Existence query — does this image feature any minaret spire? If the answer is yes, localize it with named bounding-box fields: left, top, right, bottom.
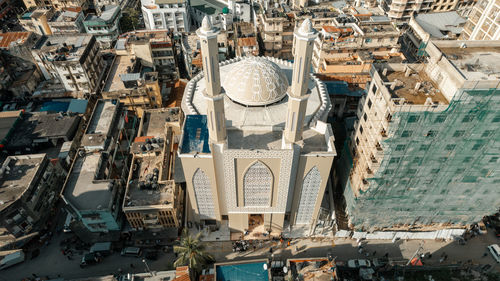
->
left=196, top=16, right=227, bottom=143
left=284, top=19, right=317, bottom=144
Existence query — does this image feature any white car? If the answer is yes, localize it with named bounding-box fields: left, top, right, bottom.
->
left=347, top=259, right=372, bottom=268
left=487, top=244, right=500, bottom=263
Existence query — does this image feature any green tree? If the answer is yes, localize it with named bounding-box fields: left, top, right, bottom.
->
left=120, top=8, right=140, bottom=33
left=173, top=229, right=214, bottom=273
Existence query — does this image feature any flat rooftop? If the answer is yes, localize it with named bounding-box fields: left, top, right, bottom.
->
left=289, top=258, right=335, bottom=281
left=0, top=32, right=32, bottom=49
left=382, top=70, right=449, bottom=105
left=84, top=5, right=119, bottom=22
left=103, top=55, right=135, bottom=92
left=190, top=0, right=225, bottom=15
left=0, top=111, right=22, bottom=142
left=140, top=108, right=180, bottom=137
left=180, top=115, right=210, bottom=154
left=439, top=47, right=500, bottom=81
left=124, top=155, right=175, bottom=208
left=64, top=153, right=112, bottom=210
left=0, top=154, right=45, bottom=212
left=86, top=100, right=117, bottom=136
left=32, top=34, right=92, bottom=61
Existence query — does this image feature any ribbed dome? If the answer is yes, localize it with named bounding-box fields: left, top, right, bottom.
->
left=223, top=57, right=289, bottom=106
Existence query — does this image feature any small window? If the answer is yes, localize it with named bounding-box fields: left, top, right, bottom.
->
left=395, top=144, right=406, bottom=151
left=389, top=157, right=400, bottom=164
left=445, top=144, right=456, bottom=151
left=426, top=130, right=437, bottom=137
left=401, top=130, right=412, bottom=137
left=407, top=169, right=417, bottom=175
left=372, top=84, right=378, bottom=94
left=482, top=130, right=495, bottom=137
left=453, top=130, right=465, bottom=137
left=359, top=125, right=364, bottom=134
left=363, top=113, right=367, bottom=121
left=462, top=176, right=477, bottom=183
left=413, top=157, right=423, bottom=164
left=419, top=144, right=430, bottom=151
left=462, top=114, right=474, bottom=123
left=490, top=156, right=499, bottom=163
left=463, top=156, right=473, bottom=163
left=472, top=143, right=483, bottom=150
left=456, top=168, right=465, bottom=173
left=434, top=115, right=446, bottom=123
left=408, top=115, right=419, bottom=123
left=367, top=99, right=372, bottom=108
left=431, top=168, right=440, bottom=174
left=492, top=115, right=500, bottom=122
left=356, top=137, right=360, bottom=145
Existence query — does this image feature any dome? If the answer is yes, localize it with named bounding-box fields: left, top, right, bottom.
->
left=223, top=57, right=289, bottom=106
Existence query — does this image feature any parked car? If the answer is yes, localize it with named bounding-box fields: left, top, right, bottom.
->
left=347, top=259, right=371, bottom=268
left=121, top=247, right=142, bottom=257
left=80, top=253, right=101, bottom=268
left=90, top=242, right=113, bottom=257
left=487, top=244, right=500, bottom=263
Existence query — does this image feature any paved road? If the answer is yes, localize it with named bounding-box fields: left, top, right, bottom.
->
left=2, top=230, right=499, bottom=280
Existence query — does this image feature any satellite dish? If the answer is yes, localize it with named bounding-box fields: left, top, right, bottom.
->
left=263, top=264, right=268, bottom=270
left=283, top=266, right=288, bottom=273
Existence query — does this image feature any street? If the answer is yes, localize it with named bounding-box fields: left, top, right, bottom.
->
left=2, top=228, right=499, bottom=280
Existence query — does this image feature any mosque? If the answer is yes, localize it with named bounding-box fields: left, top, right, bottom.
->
left=178, top=16, right=336, bottom=237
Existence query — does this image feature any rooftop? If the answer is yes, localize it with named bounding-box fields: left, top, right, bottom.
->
left=0, top=32, right=32, bottom=49
left=439, top=46, right=500, bottom=81
left=288, top=258, right=335, bottom=281
left=381, top=69, right=449, bottom=105
left=238, top=37, right=257, bottom=47
left=0, top=154, right=46, bottom=212
left=84, top=5, right=120, bottom=23
left=103, top=55, right=137, bottom=92
left=63, top=152, right=113, bottom=210
left=180, top=115, right=210, bottom=154
left=190, top=0, right=225, bottom=15
left=414, top=11, right=465, bottom=38
left=124, top=155, right=176, bottom=208
left=139, top=108, right=181, bottom=137
left=32, top=34, right=92, bottom=62
left=81, top=100, right=119, bottom=150
left=0, top=110, right=22, bottom=143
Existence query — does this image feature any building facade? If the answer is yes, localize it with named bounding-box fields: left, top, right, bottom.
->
left=382, top=0, right=476, bottom=20
left=20, top=8, right=84, bottom=36
left=460, top=0, right=499, bottom=40
left=141, top=0, right=190, bottom=33
left=83, top=5, right=122, bottom=49
left=179, top=17, right=336, bottom=237
left=341, top=40, right=500, bottom=230
left=31, top=35, right=106, bottom=95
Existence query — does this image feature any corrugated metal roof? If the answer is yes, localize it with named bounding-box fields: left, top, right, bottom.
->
left=0, top=32, right=31, bottom=49
left=120, top=73, right=141, bottom=81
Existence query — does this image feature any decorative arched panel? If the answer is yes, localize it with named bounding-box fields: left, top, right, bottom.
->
left=243, top=161, right=273, bottom=207
left=295, top=166, right=322, bottom=224
left=192, top=168, right=216, bottom=219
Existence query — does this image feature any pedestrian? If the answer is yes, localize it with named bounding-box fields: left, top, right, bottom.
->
left=373, top=251, right=377, bottom=256
left=32, top=274, right=38, bottom=278
left=384, top=252, right=389, bottom=258
left=269, top=247, right=273, bottom=254
left=130, top=263, right=134, bottom=268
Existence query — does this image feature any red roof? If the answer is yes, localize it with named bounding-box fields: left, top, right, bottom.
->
left=322, top=26, right=353, bottom=33
left=0, top=32, right=31, bottom=49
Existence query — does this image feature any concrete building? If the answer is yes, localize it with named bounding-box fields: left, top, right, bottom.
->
left=312, top=15, right=402, bottom=73
left=123, top=108, right=184, bottom=231
left=102, top=52, right=162, bottom=116
left=20, top=8, right=85, bottom=36
left=401, top=12, right=466, bottom=62
left=141, top=0, right=190, bottom=33
left=381, top=0, right=476, bottom=20
left=22, top=0, right=89, bottom=11
left=61, top=100, right=131, bottom=235
left=83, top=5, right=122, bottom=49
left=179, top=17, right=335, bottom=238
left=460, top=0, right=500, bottom=40
left=0, top=154, right=66, bottom=250
left=181, top=32, right=231, bottom=78
left=341, top=40, right=500, bottom=230
left=116, top=30, right=178, bottom=82
left=31, top=34, right=106, bottom=95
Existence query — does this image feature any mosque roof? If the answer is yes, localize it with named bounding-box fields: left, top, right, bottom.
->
left=223, top=57, right=289, bottom=106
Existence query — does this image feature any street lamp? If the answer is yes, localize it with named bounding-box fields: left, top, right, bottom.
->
left=142, top=259, right=153, bottom=277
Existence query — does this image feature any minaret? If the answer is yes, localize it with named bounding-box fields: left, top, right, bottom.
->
left=284, top=19, right=317, bottom=144
left=196, top=16, right=227, bottom=143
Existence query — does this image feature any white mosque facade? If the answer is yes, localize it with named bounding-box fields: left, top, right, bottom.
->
left=178, top=17, right=336, bottom=237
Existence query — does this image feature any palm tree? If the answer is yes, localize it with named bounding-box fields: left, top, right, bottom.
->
left=174, top=229, right=214, bottom=273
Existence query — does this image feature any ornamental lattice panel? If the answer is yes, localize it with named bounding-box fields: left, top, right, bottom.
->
left=192, top=168, right=216, bottom=219
left=243, top=161, right=273, bottom=207
left=296, top=166, right=321, bottom=224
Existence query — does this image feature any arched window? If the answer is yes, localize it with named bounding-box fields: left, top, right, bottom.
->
left=192, top=168, right=216, bottom=219
left=243, top=161, right=273, bottom=207
left=296, top=166, right=321, bottom=224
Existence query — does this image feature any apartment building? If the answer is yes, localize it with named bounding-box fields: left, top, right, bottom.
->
left=341, top=40, right=500, bottom=230
left=141, top=0, right=189, bottom=33
left=61, top=100, right=133, bottom=235
left=22, top=0, right=88, bottom=11
left=460, top=0, right=499, bottom=40
left=257, top=4, right=295, bottom=59
left=116, top=30, right=178, bottom=82
left=382, top=0, right=476, bottom=20
left=123, top=108, right=184, bottom=231
left=431, top=0, right=477, bottom=16
left=312, top=16, right=401, bottom=73
left=83, top=5, right=122, bottom=48
left=0, top=154, right=66, bottom=250
left=31, top=34, right=106, bottom=95
left=20, top=8, right=84, bottom=36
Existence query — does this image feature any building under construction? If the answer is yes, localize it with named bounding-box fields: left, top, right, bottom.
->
left=340, top=40, right=500, bottom=231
